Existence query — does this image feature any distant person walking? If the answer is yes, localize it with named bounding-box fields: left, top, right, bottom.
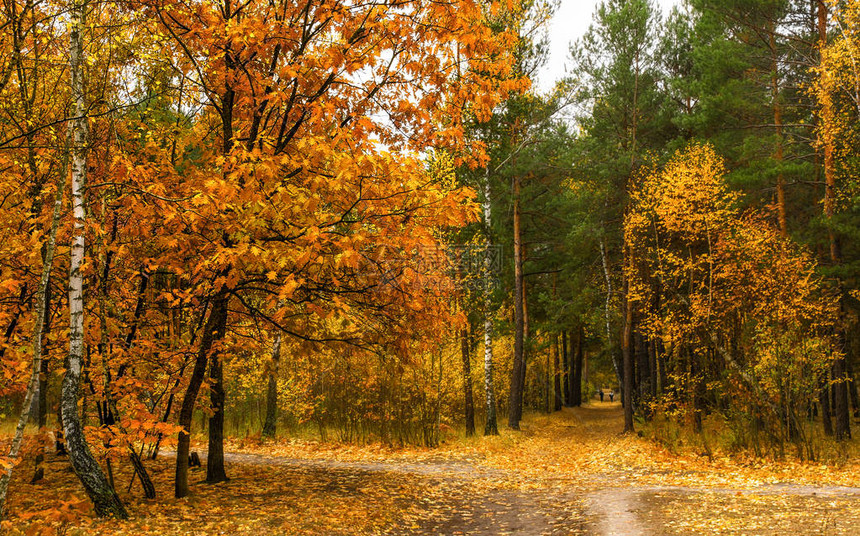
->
left=599, top=389, right=604, bottom=402
left=608, top=390, right=615, bottom=403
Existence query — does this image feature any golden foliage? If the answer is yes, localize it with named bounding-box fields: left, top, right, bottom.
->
left=626, top=144, right=837, bottom=444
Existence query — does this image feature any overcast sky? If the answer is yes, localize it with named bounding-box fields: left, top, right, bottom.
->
left=537, top=0, right=683, bottom=92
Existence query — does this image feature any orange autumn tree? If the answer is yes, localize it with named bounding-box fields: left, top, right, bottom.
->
left=1, top=0, right=520, bottom=517
left=0, top=0, right=70, bottom=402
left=222, top=153, right=479, bottom=446
left=0, top=0, right=518, bottom=516
left=0, top=0, right=85, bottom=520
left=625, top=144, right=836, bottom=455
left=107, top=0, right=523, bottom=498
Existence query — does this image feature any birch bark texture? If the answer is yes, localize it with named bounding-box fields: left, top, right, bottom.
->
left=482, top=173, right=498, bottom=436
left=61, top=0, right=128, bottom=518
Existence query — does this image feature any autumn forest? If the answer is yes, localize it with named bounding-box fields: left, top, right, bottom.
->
left=2, top=0, right=860, bottom=534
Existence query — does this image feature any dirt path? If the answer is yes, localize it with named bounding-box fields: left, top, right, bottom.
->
left=566, top=405, right=860, bottom=535
left=585, top=488, right=646, bottom=536
left=182, top=404, right=860, bottom=535
left=176, top=450, right=586, bottom=535
left=9, top=406, right=860, bottom=535
left=215, top=450, right=502, bottom=479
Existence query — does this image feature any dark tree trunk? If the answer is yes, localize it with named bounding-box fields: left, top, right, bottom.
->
left=633, top=333, right=641, bottom=405
left=583, top=342, right=589, bottom=401
left=657, top=339, right=668, bottom=397
left=562, top=330, right=570, bottom=407
left=128, top=447, right=156, bottom=499
left=566, top=329, right=574, bottom=405
left=198, top=2, right=237, bottom=485
left=650, top=285, right=661, bottom=402
left=0, top=283, right=28, bottom=360
left=820, top=371, right=833, bottom=436
left=31, top=279, right=52, bottom=484
left=262, top=333, right=282, bottom=438
left=573, top=326, right=584, bottom=407
left=519, top=280, right=529, bottom=409
left=508, top=178, right=525, bottom=430
left=35, top=352, right=49, bottom=427
left=847, top=357, right=859, bottom=418
left=692, top=351, right=704, bottom=434
left=643, top=340, right=656, bottom=420
left=622, top=281, right=635, bottom=433
left=544, top=342, right=550, bottom=413
left=175, top=292, right=228, bottom=498
left=770, top=26, right=788, bottom=238
left=817, top=0, right=850, bottom=442
left=649, top=338, right=658, bottom=400
left=553, top=333, right=562, bottom=411
left=460, top=328, right=476, bottom=436
left=834, top=356, right=852, bottom=440
left=55, top=405, right=66, bottom=455
left=636, top=331, right=650, bottom=415
left=206, top=302, right=230, bottom=484
left=152, top=298, right=208, bottom=461
left=30, top=279, right=51, bottom=427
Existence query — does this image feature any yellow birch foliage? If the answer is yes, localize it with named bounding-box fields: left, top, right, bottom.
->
left=626, top=144, right=836, bottom=438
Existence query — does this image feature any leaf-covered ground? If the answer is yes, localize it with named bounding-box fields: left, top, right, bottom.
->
left=3, top=403, right=860, bottom=535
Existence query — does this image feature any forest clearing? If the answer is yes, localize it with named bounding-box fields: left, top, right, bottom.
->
left=5, top=403, right=860, bottom=535
left=4, top=0, right=860, bottom=533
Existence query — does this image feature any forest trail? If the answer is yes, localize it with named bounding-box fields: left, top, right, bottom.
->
left=192, top=404, right=860, bottom=535
left=7, top=405, right=860, bottom=535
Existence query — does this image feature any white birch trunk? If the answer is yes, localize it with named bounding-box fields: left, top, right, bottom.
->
left=482, top=173, right=498, bottom=435
left=600, top=239, right=622, bottom=387
left=60, top=1, right=127, bottom=517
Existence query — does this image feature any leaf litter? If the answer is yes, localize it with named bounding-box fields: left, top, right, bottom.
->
left=3, top=404, right=860, bottom=535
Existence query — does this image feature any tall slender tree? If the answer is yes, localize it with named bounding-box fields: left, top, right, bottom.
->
left=571, top=0, right=667, bottom=429
left=61, top=0, right=128, bottom=517
left=262, top=334, right=282, bottom=439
